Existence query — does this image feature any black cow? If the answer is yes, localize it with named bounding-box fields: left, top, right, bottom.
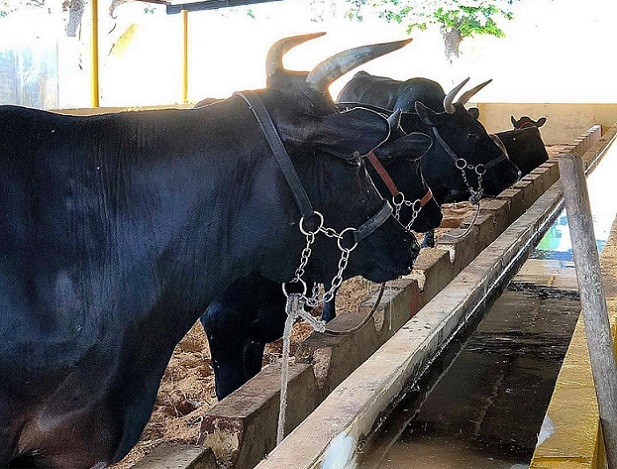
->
left=201, top=114, right=443, bottom=400
left=495, top=116, right=549, bottom=177
left=0, top=34, right=417, bottom=468
left=338, top=72, right=521, bottom=204
left=337, top=72, right=521, bottom=248
left=198, top=40, right=443, bottom=401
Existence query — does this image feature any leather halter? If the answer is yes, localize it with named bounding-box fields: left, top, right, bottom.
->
left=431, top=127, right=508, bottom=171
left=366, top=151, right=433, bottom=208
left=234, top=92, right=393, bottom=245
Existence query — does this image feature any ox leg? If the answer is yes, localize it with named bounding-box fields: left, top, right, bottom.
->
left=421, top=230, right=435, bottom=248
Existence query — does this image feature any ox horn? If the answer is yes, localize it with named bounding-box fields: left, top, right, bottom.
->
left=306, top=38, right=413, bottom=93
left=387, top=109, right=402, bottom=132
left=443, top=77, right=470, bottom=114
left=457, top=79, right=493, bottom=106
left=265, top=32, right=326, bottom=78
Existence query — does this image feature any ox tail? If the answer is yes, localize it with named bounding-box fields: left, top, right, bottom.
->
left=9, top=450, right=56, bottom=468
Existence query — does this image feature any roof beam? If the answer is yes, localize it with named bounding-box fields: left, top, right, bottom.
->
left=165, top=0, right=283, bottom=14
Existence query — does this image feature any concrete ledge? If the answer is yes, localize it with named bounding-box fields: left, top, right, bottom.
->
left=131, top=444, right=218, bottom=469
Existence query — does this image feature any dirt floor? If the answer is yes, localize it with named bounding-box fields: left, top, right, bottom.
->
left=112, top=146, right=567, bottom=468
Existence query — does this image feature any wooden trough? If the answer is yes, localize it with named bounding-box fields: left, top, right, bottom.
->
left=134, top=124, right=605, bottom=469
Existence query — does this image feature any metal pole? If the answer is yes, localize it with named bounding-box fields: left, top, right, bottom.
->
left=560, top=152, right=617, bottom=468
left=91, top=0, right=100, bottom=108
left=182, top=9, right=189, bottom=104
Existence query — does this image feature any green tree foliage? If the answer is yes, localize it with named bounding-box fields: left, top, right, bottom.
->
left=0, top=0, right=44, bottom=17
left=346, top=0, right=517, bottom=62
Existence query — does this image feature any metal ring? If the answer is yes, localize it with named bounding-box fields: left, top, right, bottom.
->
left=412, top=199, right=422, bottom=212
left=392, top=192, right=405, bottom=207
left=338, top=227, right=359, bottom=252
left=299, top=211, right=324, bottom=235
left=455, top=158, right=468, bottom=170
left=475, top=164, right=486, bottom=176
left=282, top=278, right=307, bottom=297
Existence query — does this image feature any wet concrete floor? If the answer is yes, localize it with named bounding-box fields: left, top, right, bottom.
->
left=357, top=286, right=581, bottom=469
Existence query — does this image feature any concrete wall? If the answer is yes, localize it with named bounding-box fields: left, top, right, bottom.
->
left=477, top=103, right=617, bottom=145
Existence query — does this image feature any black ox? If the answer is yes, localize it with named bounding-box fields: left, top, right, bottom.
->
left=197, top=36, right=443, bottom=400
left=337, top=71, right=521, bottom=247
left=0, top=34, right=418, bottom=468
left=493, top=115, right=549, bottom=177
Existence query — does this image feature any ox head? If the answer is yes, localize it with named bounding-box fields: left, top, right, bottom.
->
left=354, top=108, right=443, bottom=233
left=511, top=115, right=547, bottom=129
left=373, top=129, right=443, bottom=233
left=250, top=34, right=418, bottom=284
left=407, top=78, right=520, bottom=202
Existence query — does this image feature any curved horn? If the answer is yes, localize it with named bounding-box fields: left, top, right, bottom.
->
left=265, top=32, right=326, bottom=78
left=443, top=77, right=470, bottom=114
left=306, top=38, right=413, bottom=92
left=387, top=109, right=402, bottom=132
left=457, top=79, right=493, bottom=106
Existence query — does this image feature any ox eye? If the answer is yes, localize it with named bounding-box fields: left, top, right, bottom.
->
left=466, top=132, right=478, bottom=140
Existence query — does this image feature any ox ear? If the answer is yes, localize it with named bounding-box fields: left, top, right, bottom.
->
left=510, top=115, right=518, bottom=128
left=536, top=117, right=547, bottom=128
left=373, top=132, right=433, bottom=162
left=414, top=101, right=439, bottom=126
left=467, top=107, right=480, bottom=119
left=313, top=107, right=390, bottom=160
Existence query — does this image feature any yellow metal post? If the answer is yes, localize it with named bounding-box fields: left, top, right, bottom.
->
left=91, top=0, right=100, bottom=108
left=182, top=9, right=189, bottom=104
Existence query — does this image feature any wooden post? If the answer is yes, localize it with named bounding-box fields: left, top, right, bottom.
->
left=559, top=152, right=617, bottom=468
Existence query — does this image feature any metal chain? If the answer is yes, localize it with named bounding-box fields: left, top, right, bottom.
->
left=392, top=193, right=423, bottom=233
left=456, top=158, right=486, bottom=205
left=283, top=211, right=357, bottom=310
left=323, top=248, right=351, bottom=303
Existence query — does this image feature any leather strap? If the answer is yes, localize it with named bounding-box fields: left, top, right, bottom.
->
left=234, top=92, right=315, bottom=220
left=353, top=200, right=393, bottom=243
left=236, top=91, right=393, bottom=244
left=420, top=188, right=433, bottom=207
left=366, top=151, right=400, bottom=197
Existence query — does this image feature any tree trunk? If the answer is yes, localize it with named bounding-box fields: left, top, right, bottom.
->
left=65, top=0, right=84, bottom=38
left=440, top=26, right=463, bottom=64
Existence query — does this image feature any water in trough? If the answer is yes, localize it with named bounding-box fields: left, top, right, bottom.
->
left=356, top=140, right=617, bottom=469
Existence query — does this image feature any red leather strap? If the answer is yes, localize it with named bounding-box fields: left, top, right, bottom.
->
left=420, top=188, right=433, bottom=207
left=367, top=151, right=400, bottom=197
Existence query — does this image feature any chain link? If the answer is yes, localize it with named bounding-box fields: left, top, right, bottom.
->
left=393, top=193, right=424, bottom=232
left=323, top=248, right=351, bottom=303
left=456, top=158, right=484, bottom=205
left=283, top=211, right=356, bottom=311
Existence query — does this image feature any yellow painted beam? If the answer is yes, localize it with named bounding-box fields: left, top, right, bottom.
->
left=91, top=0, right=100, bottom=108
left=182, top=9, right=189, bottom=104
